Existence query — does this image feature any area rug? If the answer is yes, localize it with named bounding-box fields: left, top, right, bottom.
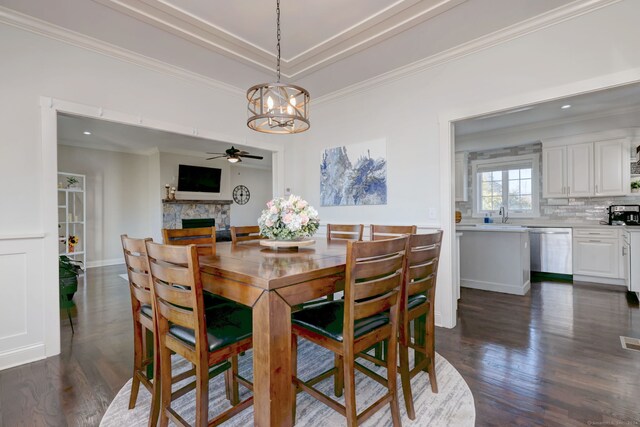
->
left=101, top=340, right=474, bottom=426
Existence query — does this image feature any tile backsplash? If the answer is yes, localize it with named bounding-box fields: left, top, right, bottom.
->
left=455, top=142, right=640, bottom=224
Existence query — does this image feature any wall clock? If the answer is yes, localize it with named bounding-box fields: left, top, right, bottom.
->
left=233, top=185, right=250, bottom=205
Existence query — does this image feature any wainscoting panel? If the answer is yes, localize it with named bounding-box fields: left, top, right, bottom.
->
left=0, top=236, right=46, bottom=370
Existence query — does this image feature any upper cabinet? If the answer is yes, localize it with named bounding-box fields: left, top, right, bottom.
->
left=542, top=134, right=630, bottom=198
left=455, top=152, right=468, bottom=202
left=594, top=139, right=630, bottom=196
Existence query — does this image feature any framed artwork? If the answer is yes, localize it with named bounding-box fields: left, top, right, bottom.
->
left=320, top=139, right=387, bottom=206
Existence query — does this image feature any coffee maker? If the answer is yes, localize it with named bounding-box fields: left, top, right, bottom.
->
left=608, top=205, right=640, bottom=225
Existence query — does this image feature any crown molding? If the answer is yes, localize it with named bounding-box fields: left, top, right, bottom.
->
left=94, top=0, right=466, bottom=79
left=314, top=0, right=623, bottom=105
left=0, top=5, right=244, bottom=95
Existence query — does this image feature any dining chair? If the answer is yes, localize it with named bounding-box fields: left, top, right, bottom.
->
left=291, top=236, right=408, bottom=427
left=370, top=224, right=417, bottom=241
left=162, top=226, right=216, bottom=256
left=230, top=225, right=265, bottom=244
left=146, top=242, right=253, bottom=427
left=326, top=224, right=364, bottom=241
left=121, top=235, right=161, bottom=426
left=398, top=231, right=443, bottom=420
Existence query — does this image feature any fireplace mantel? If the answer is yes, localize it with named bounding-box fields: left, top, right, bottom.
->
left=162, top=199, right=233, bottom=205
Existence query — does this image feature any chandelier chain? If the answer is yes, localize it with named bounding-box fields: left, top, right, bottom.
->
left=276, top=0, right=281, bottom=82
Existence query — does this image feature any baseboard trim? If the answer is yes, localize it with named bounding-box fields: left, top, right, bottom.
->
left=461, top=278, right=530, bottom=296
left=0, top=343, right=45, bottom=371
left=573, top=275, right=626, bottom=286
left=85, top=258, right=124, bottom=269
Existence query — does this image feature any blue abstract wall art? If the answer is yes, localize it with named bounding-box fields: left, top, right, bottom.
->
left=320, top=140, right=387, bottom=206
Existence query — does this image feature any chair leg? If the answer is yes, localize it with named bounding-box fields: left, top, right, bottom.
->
left=386, top=328, right=401, bottom=427
left=291, top=335, right=298, bottom=423
left=158, top=343, right=172, bottom=427
left=426, top=313, right=438, bottom=393
left=343, top=353, right=357, bottom=427
left=334, top=354, right=344, bottom=397
left=230, top=355, right=240, bottom=405
left=149, top=334, right=161, bottom=427
left=398, top=343, right=415, bottom=420
left=129, top=321, right=143, bottom=410
left=414, top=315, right=426, bottom=371
left=195, top=356, right=209, bottom=427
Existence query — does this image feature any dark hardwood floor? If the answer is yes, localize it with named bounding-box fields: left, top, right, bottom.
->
left=0, top=266, right=638, bottom=426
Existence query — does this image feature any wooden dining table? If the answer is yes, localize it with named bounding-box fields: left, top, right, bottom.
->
left=198, top=238, right=348, bottom=427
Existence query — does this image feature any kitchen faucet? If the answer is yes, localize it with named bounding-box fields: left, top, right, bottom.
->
left=499, top=206, right=509, bottom=223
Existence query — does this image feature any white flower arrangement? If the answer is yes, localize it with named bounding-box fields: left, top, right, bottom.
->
left=258, top=195, right=320, bottom=240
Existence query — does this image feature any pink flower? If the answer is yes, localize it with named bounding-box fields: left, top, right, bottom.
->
left=300, top=214, right=309, bottom=225
left=283, top=213, right=293, bottom=224
left=270, top=206, right=278, bottom=214
left=267, top=201, right=273, bottom=208
left=297, top=200, right=308, bottom=209
left=265, top=219, right=274, bottom=227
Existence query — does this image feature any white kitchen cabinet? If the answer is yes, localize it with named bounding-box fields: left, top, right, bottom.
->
left=455, top=152, right=468, bottom=202
left=594, top=138, right=630, bottom=196
left=542, top=146, right=566, bottom=198
left=567, top=143, right=593, bottom=197
left=542, top=137, right=630, bottom=198
left=573, top=228, right=621, bottom=281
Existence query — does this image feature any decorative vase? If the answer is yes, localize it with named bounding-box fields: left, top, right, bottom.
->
left=260, top=237, right=315, bottom=251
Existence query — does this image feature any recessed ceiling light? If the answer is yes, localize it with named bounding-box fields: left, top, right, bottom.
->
left=83, top=131, right=91, bottom=135
left=561, top=104, right=571, bottom=109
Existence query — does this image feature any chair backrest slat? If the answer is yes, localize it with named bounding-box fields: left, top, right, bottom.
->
left=231, top=225, right=264, bottom=244
left=354, top=292, right=397, bottom=320
left=370, top=224, right=417, bottom=241
left=162, top=227, right=216, bottom=256
left=344, top=236, right=408, bottom=325
left=353, top=272, right=402, bottom=301
left=353, top=254, right=404, bottom=282
left=402, top=231, right=443, bottom=303
left=156, top=298, right=197, bottom=329
left=146, top=241, right=207, bottom=350
left=327, top=224, right=364, bottom=241
left=121, top=235, right=153, bottom=315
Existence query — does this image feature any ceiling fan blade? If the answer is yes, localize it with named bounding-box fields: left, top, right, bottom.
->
left=238, top=154, right=264, bottom=160
left=206, top=152, right=225, bottom=155
left=206, top=155, right=226, bottom=160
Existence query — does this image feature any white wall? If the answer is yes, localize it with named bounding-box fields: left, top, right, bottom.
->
left=229, top=166, right=273, bottom=226
left=57, top=144, right=151, bottom=266
left=0, top=20, right=282, bottom=369
left=159, top=152, right=232, bottom=201
left=283, top=0, right=640, bottom=328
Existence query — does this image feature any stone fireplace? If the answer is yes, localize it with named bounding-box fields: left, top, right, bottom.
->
left=162, top=199, right=232, bottom=230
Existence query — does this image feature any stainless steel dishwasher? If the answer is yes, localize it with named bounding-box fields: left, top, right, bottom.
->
left=529, top=227, right=573, bottom=275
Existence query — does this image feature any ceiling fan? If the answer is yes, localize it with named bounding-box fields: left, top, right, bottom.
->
left=206, top=146, right=264, bottom=163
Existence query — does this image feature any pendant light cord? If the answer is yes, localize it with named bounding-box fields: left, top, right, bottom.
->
left=276, top=0, right=281, bottom=82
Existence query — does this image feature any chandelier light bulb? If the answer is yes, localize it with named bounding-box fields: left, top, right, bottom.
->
left=289, top=95, right=296, bottom=107
left=267, top=96, right=274, bottom=111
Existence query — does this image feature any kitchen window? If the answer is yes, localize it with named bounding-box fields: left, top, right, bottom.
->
left=471, top=154, right=540, bottom=218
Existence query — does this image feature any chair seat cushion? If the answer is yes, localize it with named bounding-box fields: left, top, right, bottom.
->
left=169, top=304, right=252, bottom=352
left=408, top=294, right=427, bottom=310
left=292, top=301, right=389, bottom=342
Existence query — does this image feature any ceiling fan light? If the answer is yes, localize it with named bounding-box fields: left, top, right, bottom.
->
left=227, top=156, right=241, bottom=163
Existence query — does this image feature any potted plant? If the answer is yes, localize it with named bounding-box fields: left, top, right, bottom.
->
left=631, top=181, right=640, bottom=193
left=66, top=176, right=80, bottom=189
left=59, top=255, right=82, bottom=302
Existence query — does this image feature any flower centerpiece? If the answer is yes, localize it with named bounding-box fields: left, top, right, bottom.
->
left=258, top=195, right=320, bottom=241
left=68, top=235, right=79, bottom=253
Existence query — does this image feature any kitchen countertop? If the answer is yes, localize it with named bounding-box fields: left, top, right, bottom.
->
left=457, top=222, right=617, bottom=230
left=456, top=225, right=529, bottom=233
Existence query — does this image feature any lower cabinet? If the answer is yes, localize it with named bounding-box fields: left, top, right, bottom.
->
left=573, top=228, right=621, bottom=280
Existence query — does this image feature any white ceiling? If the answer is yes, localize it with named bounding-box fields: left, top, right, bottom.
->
left=455, top=81, right=640, bottom=137
left=57, top=114, right=273, bottom=168
left=0, top=0, right=575, bottom=96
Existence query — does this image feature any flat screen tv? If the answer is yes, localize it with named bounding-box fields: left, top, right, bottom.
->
left=177, top=164, right=222, bottom=193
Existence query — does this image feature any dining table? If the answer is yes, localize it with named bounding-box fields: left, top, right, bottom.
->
left=198, top=238, right=348, bottom=427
